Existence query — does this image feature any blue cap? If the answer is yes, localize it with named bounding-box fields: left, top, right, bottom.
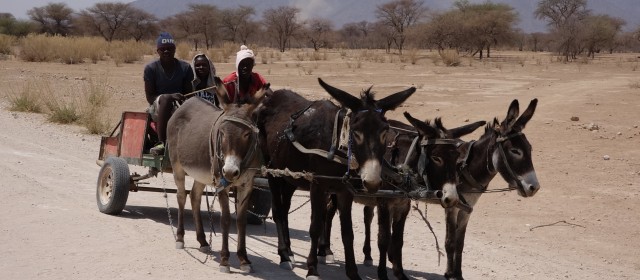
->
left=156, top=32, right=175, bottom=48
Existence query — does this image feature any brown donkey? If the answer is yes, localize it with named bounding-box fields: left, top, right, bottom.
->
left=256, top=78, right=415, bottom=280
left=444, top=99, right=540, bottom=280
left=166, top=77, right=269, bottom=273
left=321, top=116, right=486, bottom=280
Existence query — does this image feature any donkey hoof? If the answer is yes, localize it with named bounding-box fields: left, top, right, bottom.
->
left=306, top=275, right=321, bottom=280
left=198, top=246, right=211, bottom=253
left=279, top=261, right=294, bottom=270
left=219, top=265, right=231, bottom=273
left=319, top=254, right=334, bottom=264
left=175, top=241, right=184, bottom=249
left=363, top=259, right=373, bottom=267
left=240, top=264, right=253, bottom=273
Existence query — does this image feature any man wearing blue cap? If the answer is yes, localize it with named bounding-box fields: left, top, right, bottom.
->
left=144, top=32, right=194, bottom=155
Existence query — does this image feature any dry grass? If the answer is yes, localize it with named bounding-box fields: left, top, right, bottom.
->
left=108, top=40, right=148, bottom=66
left=18, top=35, right=110, bottom=64
left=0, top=34, right=15, bottom=55
left=629, top=81, right=640, bottom=89
left=7, top=82, right=43, bottom=113
left=439, top=49, right=461, bottom=67
left=7, top=72, right=112, bottom=133
left=175, top=42, right=191, bottom=61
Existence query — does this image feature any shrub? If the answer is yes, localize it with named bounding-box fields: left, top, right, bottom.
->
left=19, top=34, right=57, bottom=62
left=439, top=49, right=461, bottom=67
left=0, top=34, right=15, bottom=55
left=108, top=40, right=146, bottom=66
left=7, top=82, right=42, bottom=113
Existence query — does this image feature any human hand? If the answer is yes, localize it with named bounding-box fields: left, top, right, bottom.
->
left=170, top=93, right=185, bottom=102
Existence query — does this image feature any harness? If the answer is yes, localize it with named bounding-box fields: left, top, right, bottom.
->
left=458, top=131, right=525, bottom=193
left=209, top=113, right=260, bottom=188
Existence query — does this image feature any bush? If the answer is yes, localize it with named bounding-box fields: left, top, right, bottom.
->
left=109, top=40, right=146, bottom=66
left=0, top=34, right=15, bottom=55
left=439, top=49, right=461, bottom=67
left=19, top=34, right=57, bottom=62
left=7, top=82, right=42, bottom=113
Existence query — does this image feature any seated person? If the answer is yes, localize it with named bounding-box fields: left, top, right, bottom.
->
left=144, top=32, right=194, bottom=155
left=222, top=45, right=267, bottom=104
left=191, top=53, right=219, bottom=107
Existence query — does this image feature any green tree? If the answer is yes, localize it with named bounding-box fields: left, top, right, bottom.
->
left=581, top=15, right=624, bottom=57
left=27, top=2, right=74, bottom=35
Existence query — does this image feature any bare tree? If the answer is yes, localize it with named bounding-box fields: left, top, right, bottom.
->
left=219, top=6, right=255, bottom=43
left=375, top=0, right=427, bottom=54
left=422, top=10, right=464, bottom=52
left=188, top=4, right=220, bottom=49
left=77, top=3, right=140, bottom=42
left=535, top=0, right=590, bottom=60
left=303, top=18, right=334, bottom=51
left=161, top=12, right=198, bottom=48
left=27, top=2, right=74, bottom=35
left=263, top=6, right=301, bottom=52
left=126, top=9, right=158, bottom=42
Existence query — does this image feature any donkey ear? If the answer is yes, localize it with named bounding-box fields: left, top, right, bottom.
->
left=404, top=112, right=438, bottom=139
left=513, top=98, right=537, bottom=130
left=501, top=99, right=520, bottom=131
left=448, top=120, right=486, bottom=139
left=213, top=76, right=231, bottom=109
left=246, top=83, right=271, bottom=113
left=376, top=87, right=416, bottom=112
left=318, top=78, right=361, bottom=110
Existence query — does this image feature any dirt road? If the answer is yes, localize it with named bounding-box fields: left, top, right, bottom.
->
left=1, top=52, right=639, bottom=279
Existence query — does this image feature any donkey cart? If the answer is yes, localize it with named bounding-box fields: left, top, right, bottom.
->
left=94, top=111, right=271, bottom=225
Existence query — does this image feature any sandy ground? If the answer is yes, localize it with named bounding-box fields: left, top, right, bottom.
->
left=0, top=50, right=639, bottom=280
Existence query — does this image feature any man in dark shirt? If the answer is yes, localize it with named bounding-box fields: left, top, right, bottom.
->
left=143, top=32, right=193, bottom=155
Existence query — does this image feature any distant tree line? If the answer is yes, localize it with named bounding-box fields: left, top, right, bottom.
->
left=1, top=0, right=639, bottom=59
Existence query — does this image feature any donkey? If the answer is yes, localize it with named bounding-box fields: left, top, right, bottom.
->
left=321, top=115, right=486, bottom=280
left=444, top=99, right=540, bottom=280
left=256, top=78, right=414, bottom=280
left=166, top=77, right=269, bottom=273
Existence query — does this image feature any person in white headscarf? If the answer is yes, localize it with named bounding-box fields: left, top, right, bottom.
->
left=190, top=53, right=219, bottom=107
left=222, top=45, right=267, bottom=104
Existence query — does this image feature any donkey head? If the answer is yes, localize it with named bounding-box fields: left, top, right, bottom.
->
left=404, top=113, right=485, bottom=208
left=214, top=76, right=271, bottom=182
left=490, top=98, right=540, bottom=197
left=319, top=78, right=415, bottom=193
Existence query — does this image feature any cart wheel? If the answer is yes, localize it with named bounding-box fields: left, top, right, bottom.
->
left=96, top=157, right=131, bottom=215
left=247, top=186, right=272, bottom=225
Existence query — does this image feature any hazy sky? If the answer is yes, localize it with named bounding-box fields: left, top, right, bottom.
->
left=0, top=0, right=132, bottom=19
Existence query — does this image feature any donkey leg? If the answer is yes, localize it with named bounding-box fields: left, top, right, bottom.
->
left=336, top=192, right=361, bottom=280
left=269, top=177, right=295, bottom=269
left=453, top=210, right=472, bottom=280
left=318, top=194, right=338, bottom=264
left=218, top=189, right=232, bottom=273
left=444, top=208, right=460, bottom=279
left=189, top=181, right=210, bottom=252
left=389, top=199, right=410, bottom=280
left=362, top=204, right=375, bottom=267
left=305, top=186, right=329, bottom=280
left=376, top=201, right=392, bottom=280
left=172, top=165, right=187, bottom=249
left=235, top=184, right=254, bottom=273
